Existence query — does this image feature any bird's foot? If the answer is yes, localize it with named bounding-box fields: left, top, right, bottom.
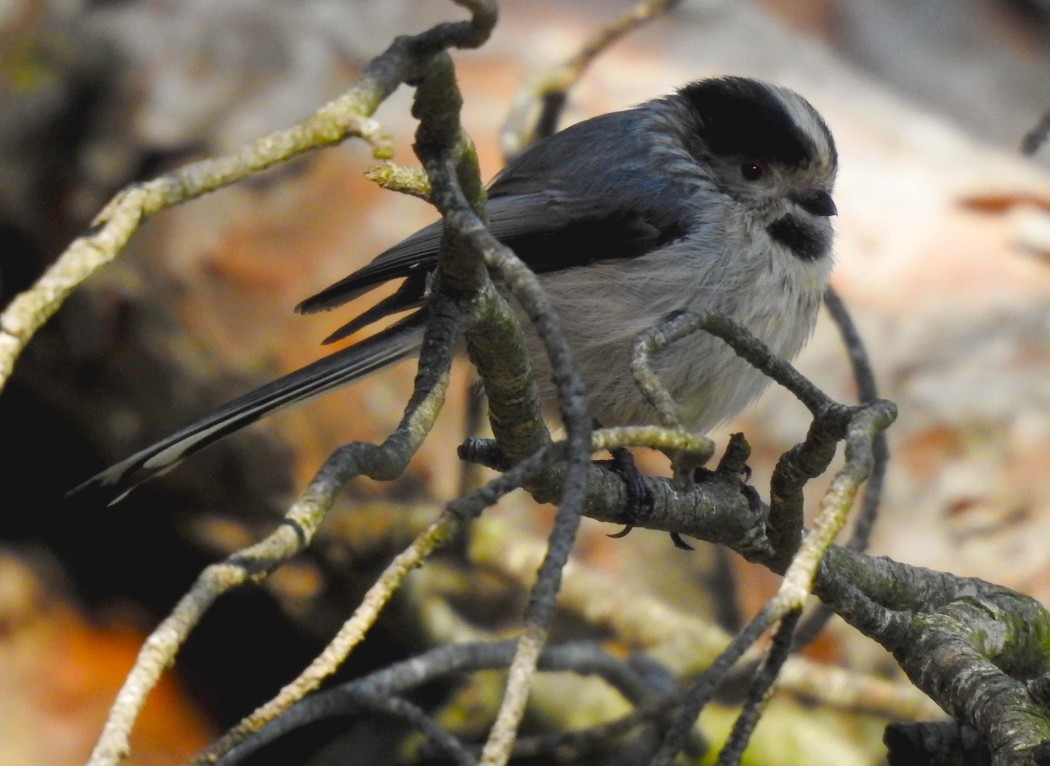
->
left=602, top=447, right=654, bottom=540
left=602, top=448, right=696, bottom=550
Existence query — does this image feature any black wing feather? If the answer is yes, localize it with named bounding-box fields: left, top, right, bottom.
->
left=296, top=223, right=444, bottom=314
left=320, top=276, right=427, bottom=344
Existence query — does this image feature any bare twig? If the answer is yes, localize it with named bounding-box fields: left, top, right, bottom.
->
left=781, top=286, right=888, bottom=651
left=0, top=84, right=388, bottom=394
left=822, top=285, right=886, bottom=553
left=82, top=3, right=505, bottom=763
left=190, top=511, right=462, bottom=765
left=469, top=516, right=939, bottom=722
left=89, top=311, right=455, bottom=766
left=0, top=0, right=497, bottom=394
left=475, top=237, right=592, bottom=765
left=216, top=640, right=666, bottom=765
left=379, top=11, right=595, bottom=761
left=281, top=688, right=478, bottom=766
left=364, top=161, right=433, bottom=200
left=500, top=0, right=689, bottom=158
left=653, top=398, right=894, bottom=763
left=381, top=23, right=591, bottom=765
left=716, top=609, right=802, bottom=766
left=631, top=310, right=835, bottom=420
left=650, top=603, right=781, bottom=765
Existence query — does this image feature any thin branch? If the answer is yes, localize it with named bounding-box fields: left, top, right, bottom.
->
left=716, top=609, right=802, bottom=766
left=217, top=640, right=663, bottom=765
left=620, top=308, right=858, bottom=566
left=594, top=306, right=898, bottom=763
left=780, top=401, right=896, bottom=599
left=630, top=310, right=836, bottom=421
left=294, top=689, right=478, bottom=766
left=782, top=287, right=889, bottom=651
left=631, top=312, right=692, bottom=430
left=822, top=285, right=886, bottom=553
left=81, top=5, right=510, bottom=761
left=190, top=512, right=462, bottom=765
left=87, top=305, right=457, bottom=766
left=650, top=604, right=781, bottom=766
left=706, top=399, right=895, bottom=761
left=469, top=517, right=940, bottom=722
left=500, top=0, right=689, bottom=158
left=0, top=0, right=497, bottom=394
left=209, top=447, right=575, bottom=763
left=388, top=18, right=597, bottom=761
left=503, top=703, right=671, bottom=761
left=424, top=136, right=596, bottom=766
left=364, top=161, right=432, bottom=200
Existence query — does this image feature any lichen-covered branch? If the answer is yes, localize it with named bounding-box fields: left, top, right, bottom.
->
left=469, top=516, right=938, bottom=720
left=0, top=0, right=496, bottom=393
left=88, top=294, right=458, bottom=766
left=80, top=4, right=509, bottom=765
left=388, top=20, right=594, bottom=766
left=188, top=508, right=462, bottom=765
left=816, top=548, right=1050, bottom=765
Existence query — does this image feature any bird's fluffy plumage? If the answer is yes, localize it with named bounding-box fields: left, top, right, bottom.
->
left=70, top=76, right=838, bottom=504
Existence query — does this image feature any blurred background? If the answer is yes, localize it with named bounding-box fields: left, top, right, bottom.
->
left=3, top=0, right=1050, bottom=763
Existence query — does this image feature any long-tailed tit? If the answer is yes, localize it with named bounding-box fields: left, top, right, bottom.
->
left=71, top=76, right=838, bottom=503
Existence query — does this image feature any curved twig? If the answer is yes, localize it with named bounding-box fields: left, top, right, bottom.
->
left=499, top=0, right=689, bottom=158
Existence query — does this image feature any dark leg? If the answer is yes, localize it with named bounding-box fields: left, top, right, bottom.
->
left=602, top=446, right=697, bottom=549
left=602, top=446, right=654, bottom=540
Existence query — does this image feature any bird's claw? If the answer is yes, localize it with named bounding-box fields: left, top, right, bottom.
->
left=601, top=447, right=655, bottom=539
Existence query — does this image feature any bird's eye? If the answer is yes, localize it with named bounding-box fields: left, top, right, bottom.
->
left=741, top=160, right=767, bottom=181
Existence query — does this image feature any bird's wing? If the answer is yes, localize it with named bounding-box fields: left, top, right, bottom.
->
left=296, top=182, right=689, bottom=344
left=297, top=107, right=695, bottom=323
left=68, top=313, right=426, bottom=505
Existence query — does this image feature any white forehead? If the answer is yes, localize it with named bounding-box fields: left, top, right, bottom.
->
left=772, top=86, right=836, bottom=169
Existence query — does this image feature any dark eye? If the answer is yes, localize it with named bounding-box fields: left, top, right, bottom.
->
left=741, top=160, right=767, bottom=181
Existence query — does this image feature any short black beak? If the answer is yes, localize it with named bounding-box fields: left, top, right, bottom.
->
left=792, top=189, right=837, bottom=217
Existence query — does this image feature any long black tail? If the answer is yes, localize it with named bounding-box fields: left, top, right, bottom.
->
left=69, top=314, right=426, bottom=505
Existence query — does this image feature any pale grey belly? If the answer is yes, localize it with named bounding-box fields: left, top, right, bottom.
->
left=521, top=252, right=824, bottom=433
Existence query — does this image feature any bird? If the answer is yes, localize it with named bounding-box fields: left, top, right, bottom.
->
left=69, top=76, right=838, bottom=505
